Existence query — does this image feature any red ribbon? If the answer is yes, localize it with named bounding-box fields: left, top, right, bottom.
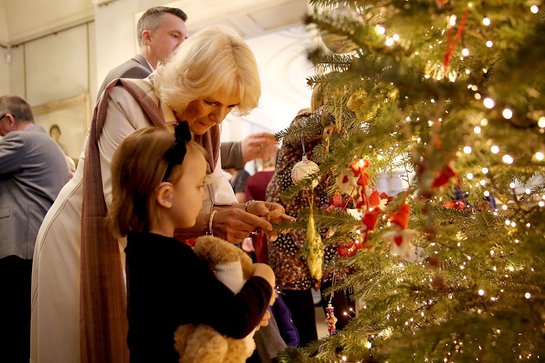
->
left=444, top=9, right=469, bottom=69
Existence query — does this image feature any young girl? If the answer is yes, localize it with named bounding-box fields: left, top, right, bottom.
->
left=109, top=123, right=275, bottom=363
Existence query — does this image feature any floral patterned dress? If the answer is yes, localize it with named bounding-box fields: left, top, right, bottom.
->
left=265, top=110, right=337, bottom=291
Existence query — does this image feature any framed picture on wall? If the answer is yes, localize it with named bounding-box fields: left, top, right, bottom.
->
left=32, top=93, right=91, bottom=161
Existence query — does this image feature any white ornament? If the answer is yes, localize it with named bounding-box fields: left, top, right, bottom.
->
left=291, top=156, right=320, bottom=188
left=336, top=168, right=360, bottom=196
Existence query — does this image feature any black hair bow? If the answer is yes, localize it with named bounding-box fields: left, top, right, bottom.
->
left=162, top=121, right=192, bottom=181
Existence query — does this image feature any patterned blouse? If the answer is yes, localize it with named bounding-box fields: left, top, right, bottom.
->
left=265, top=110, right=337, bottom=291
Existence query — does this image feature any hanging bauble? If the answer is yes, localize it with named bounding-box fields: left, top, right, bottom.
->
left=320, top=6, right=359, bottom=54
left=291, top=156, right=320, bottom=188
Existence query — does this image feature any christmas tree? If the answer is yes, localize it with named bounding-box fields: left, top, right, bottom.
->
left=276, top=1, right=545, bottom=362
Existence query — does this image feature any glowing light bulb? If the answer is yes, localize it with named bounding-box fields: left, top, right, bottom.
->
left=484, top=191, right=490, bottom=197
left=509, top=182, right=516, bottom=189
left=482, top=17, right=491, bottom=26
left=480, top=118, right=488, bottom=126
left=466, top=173, right=474, bottom=180
left=385, top=37, right=395, bottom=46
left=461, top=48, right=470, bottom=57
left=375, top=25, right=385, bottom=35
left=449, top=15, right=457, bottom=27
left=483, top=97, right=495, bottom=109
left=482, top=167, right=489, bottom=174
left=486, top=40, right=493, bottom=47
left=531, top=5, right=539, bottom=14
left=538, top=117, right=545, bottom=128
left=393, top=33, right=400, bottom=41
left=478, top=289, right=485, bottom=296
left=502, top=108, right=513, bottom=119
left=463, top=146, right=472, bottom=154
left=525, top=292, right=531, bottom=299
left=474, top=126, right=482, bottom=134
left=502, top=154, right=514, bottom=164
left=491, top=145, right=499, bottom=154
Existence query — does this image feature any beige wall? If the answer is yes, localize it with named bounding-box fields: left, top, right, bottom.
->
left=2, top=0, right=93, bottom=45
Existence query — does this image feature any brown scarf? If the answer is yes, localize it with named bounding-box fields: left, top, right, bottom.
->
left=80, top=78, right=220, bottom=363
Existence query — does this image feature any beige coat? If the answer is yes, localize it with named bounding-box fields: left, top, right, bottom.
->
left=30, top=79, right=236, bottom=363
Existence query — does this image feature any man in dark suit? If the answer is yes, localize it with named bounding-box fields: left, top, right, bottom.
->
left=98, top=6, right=278, bottom=170
left=0, top=95, right=69, bottom=363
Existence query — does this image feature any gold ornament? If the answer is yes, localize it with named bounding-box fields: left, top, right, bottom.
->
left=306, top=209, right=324, bottom=280
left=321, top=6, right=359, bottom=54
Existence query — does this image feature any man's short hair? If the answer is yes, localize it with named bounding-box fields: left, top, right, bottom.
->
left=0, top=95, right=34, bottom=122
left=136, top=7, right=188, bottom=46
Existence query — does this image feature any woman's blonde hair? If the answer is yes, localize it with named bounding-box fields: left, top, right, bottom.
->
left=154, top=25, right=261, bottom=116
left=108, top=127, right=204, bottom=237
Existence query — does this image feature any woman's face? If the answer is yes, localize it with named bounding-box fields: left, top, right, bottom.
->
left=178, top=90, right=240, bottom=135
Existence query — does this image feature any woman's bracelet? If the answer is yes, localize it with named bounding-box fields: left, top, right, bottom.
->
left=206, top=209, right=217, bottom=236
left=244, top=199, right=255, bottom=212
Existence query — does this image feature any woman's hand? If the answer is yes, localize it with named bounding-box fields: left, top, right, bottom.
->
left=246, top=201, right=295, bottom=225
left=212, top=207, right=274, bottom=243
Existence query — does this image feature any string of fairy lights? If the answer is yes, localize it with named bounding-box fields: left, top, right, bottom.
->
left=314, top=2, right=544, bottom=362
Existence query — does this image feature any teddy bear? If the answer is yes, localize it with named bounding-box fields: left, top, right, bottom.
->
left=173, top=235, right=259, bottom=363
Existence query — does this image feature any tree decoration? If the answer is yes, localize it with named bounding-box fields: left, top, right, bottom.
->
left=291, top=155, right=320, bottom=189
left=306, top=207, right=324, bottom=280
left=320, top=6, right=359, bottom=54
left=325, top=303, right=338, bottom=335
left=383, top=203, right=418, bottom=260
left=431, top=163, right=457, bottom=188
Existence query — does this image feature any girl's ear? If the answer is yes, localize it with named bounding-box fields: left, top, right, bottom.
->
left=156, top=182, right=174, bottom=208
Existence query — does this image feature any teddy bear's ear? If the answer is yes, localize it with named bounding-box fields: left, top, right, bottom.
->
left=156, top=182, right=174, bottom=208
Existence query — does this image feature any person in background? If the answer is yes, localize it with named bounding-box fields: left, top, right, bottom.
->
left=48, top=124, right=67, bottom=154
left=265, top=89, right=355, bottom=348
left=97, top=6, right=188, bottom=96
left=227, top=167, right=251, bottom=203
left=31, top=25, right=291, bottom=363
left=0, top=95, right=69, bottom=363
left=245, top=147, right=279, bottom=203
left=108, top=124, right=275, bottom=362
left=98, top=5, right=277, bottom=171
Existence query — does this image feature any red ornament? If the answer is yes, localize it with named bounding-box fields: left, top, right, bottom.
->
left=431, top=164, right=457, bottom=188
left=330, top=193, right=343, bottom=208
left=390, top=203, right=411, bottom=230
left=362, top=208, right=380, bottom=231
left=337, top=235, right=363, bottom=257
left=443, top=200, right=465, bottom=210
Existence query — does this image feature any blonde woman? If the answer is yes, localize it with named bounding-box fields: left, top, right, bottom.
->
left=31, top=25, right=290, bottom=363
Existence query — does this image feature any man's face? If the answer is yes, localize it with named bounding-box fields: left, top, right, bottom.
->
left=147, top=13, right=188, bottom=65
left=0, top=113, right=15, bottom=137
